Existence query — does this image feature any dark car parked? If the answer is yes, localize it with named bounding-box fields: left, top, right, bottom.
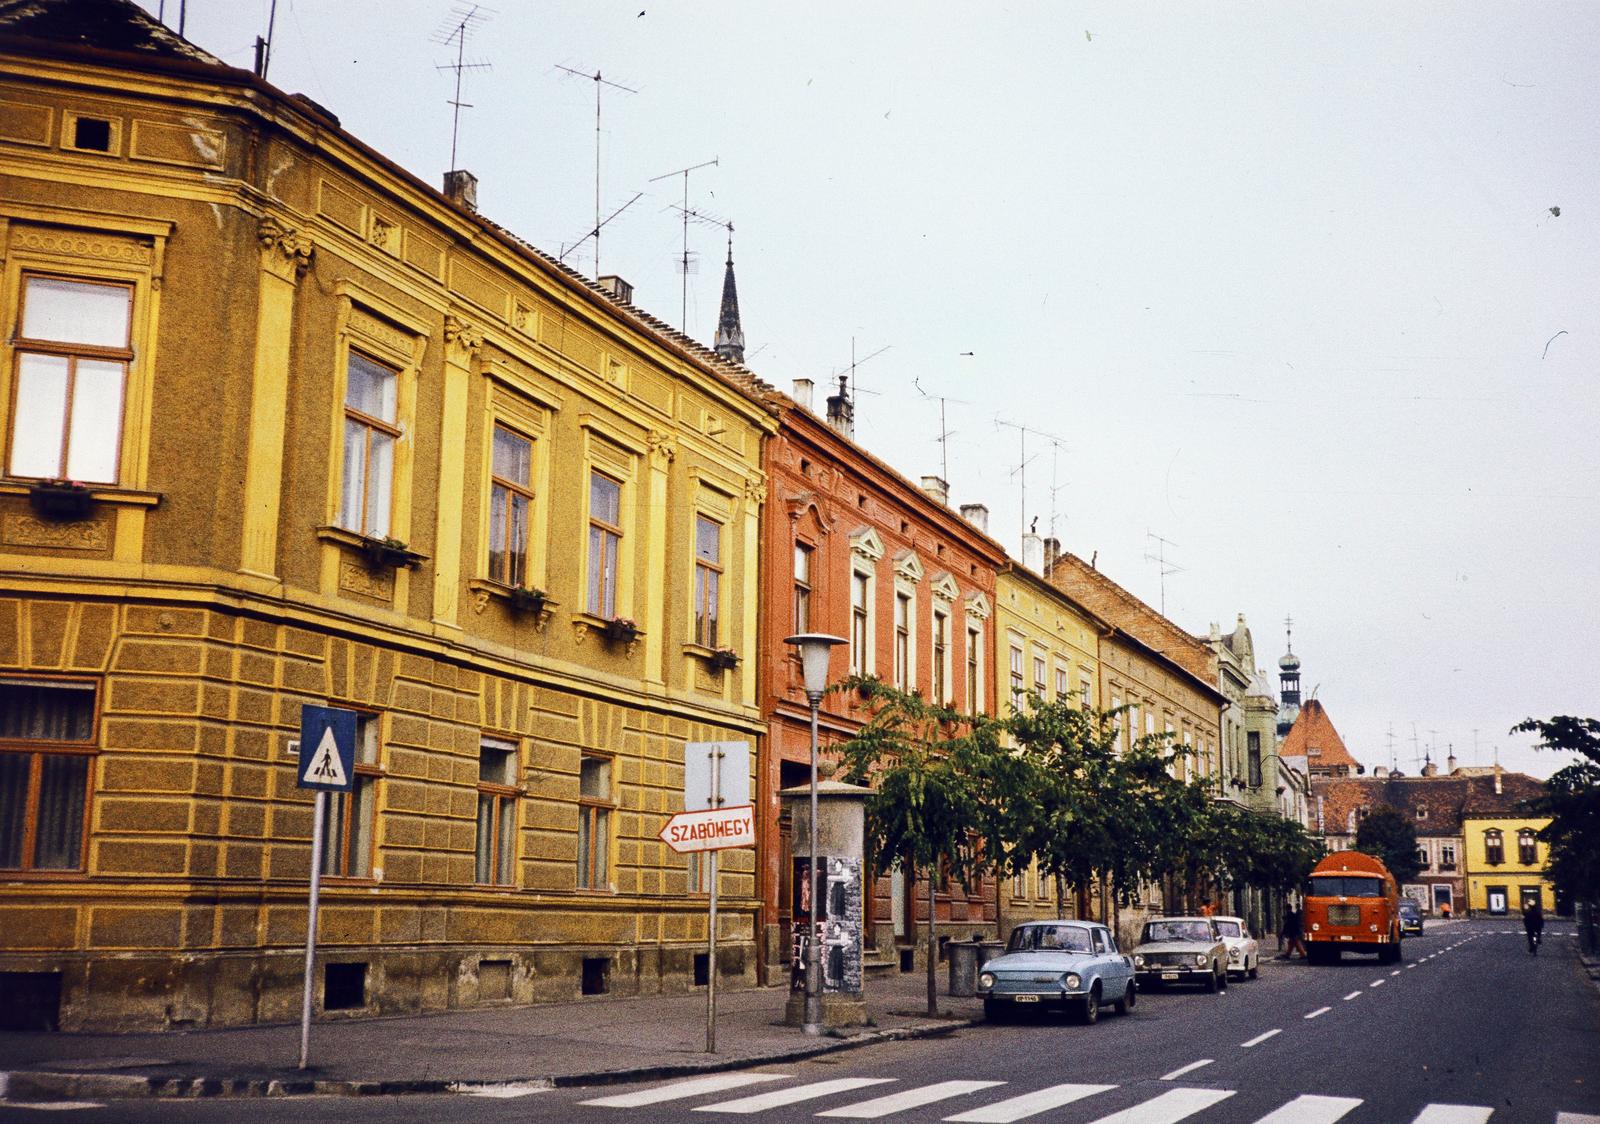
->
left=1399, top=899, right=1424, bottom=937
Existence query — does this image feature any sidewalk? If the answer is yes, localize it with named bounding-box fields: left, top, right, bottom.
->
left=0, top=970, right=983, bottom=1100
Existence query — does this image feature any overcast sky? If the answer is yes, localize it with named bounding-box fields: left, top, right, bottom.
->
left=154, top=1, right=1598, bottom=779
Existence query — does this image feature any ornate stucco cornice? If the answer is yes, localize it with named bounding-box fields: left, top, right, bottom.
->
left=257, top=215, right=312, bottom=278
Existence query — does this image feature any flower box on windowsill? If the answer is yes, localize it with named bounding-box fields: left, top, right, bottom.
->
left=604, top=617, right=640, bottom=645
left=28, top=479, right=94, bottom=522
left=708, top=648, right=740, bottom=672
left=507, top=586, right=550, bottom=617
left=358, top=536, right=425, bottom=572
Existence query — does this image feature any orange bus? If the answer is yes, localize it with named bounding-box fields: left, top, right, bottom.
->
left=1302, top=850, right=1402, bottom=965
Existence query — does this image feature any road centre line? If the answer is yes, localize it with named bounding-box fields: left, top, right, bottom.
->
left=693, top=1078, right=896, bottom=1114
left=1305, top=1006, right=1331, bottom=1019
left=1407, top=963, right=1418, bottom=969
left=581, top=1073, right=787, bottom=1107
left=1086, top=1087, right=1234, bottom=1124
left=1343, top=991, right=1362, bottom=1001
left=1369, top=979, right=1385, bottom=988
left=1240, top=1029, right=1282, bottom=1048
left=1159, top=1059, right=1214, bottom=1081
left=943, top=1083, right=1114, bottom=1123
left=817, top=1080, right=1003, bottom=1119
left=1390, top=969, right=1402, bottom=976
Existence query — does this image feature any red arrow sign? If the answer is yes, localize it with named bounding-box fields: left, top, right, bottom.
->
left=659, top=804, right=756, bottom=853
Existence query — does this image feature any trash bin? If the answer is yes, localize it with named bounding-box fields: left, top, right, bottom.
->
left=947, top=940, right=980, bottom=996
left=975, top=940, right=1005, bottom=969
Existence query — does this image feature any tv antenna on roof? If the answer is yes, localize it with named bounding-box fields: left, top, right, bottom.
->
left=649, top=158, right=719, bottom=330
left=1143, top=531, right=1185, bottom=617
left=559, top=192, right=643, bottom=268
left=995, top=418, right=1067, bottom=554
left=912, top=374, right=970, bottom=485
left=433, top=5, right=494, bottom=174
left=556, top=64, right=638, bottom=278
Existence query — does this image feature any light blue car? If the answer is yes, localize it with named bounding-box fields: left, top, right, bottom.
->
left=976, top=920, right=1136, bottom=1025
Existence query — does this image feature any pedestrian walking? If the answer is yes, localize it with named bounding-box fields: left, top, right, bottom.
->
left=1523, top=899, right=1545, bottom=954
left=1276, top=901, right=1307, bottom=959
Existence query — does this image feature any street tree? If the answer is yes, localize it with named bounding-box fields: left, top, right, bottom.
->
left=1354, top=805, right=1422, bottom=884
left=1511, top=716, right=1600, bottom=907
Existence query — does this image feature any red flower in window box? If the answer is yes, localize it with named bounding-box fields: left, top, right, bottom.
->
left=604, top=617, right=639, bottom=644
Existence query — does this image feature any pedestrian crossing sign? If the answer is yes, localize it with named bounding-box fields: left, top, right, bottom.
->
left=297, top=705, right=357, bottom=792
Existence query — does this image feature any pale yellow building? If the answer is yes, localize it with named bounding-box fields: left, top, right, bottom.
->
left=1460, top=770, right=1554, bottom=916
left=0, top=2, right=774, bottom=1030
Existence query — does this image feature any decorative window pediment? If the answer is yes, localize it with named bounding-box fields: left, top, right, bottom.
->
left=930, top=571, right=959, bottom=602
left=849, top=525, right=885, bottom=563
left=893, top=549, right=924, bottom=583
left=964, top=590, right=992, bottom=620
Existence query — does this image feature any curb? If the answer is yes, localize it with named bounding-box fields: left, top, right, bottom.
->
left=0, top=1017, right=977, bottom=1102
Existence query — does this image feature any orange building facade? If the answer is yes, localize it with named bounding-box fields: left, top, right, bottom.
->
left=755, top=386, right=1007, bottom=978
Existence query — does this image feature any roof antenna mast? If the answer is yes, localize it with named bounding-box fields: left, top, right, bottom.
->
left=433, top=5, right=494, bottom=174
left=912, top=376, right=970, bottom=486
left=1143, top=531, right=1184, bottom=616
left=556, top=64, right=638, bottom=279
left=649, top=159, right=719, bottom=331
left=996, top=418, right=1067, bottom=556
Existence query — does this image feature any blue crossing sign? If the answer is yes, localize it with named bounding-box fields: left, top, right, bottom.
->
left=297, top=705, right=357, bottom=792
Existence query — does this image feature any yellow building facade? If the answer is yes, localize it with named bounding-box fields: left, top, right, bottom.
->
left=0, top=9, right=774, bottom=1030
left=992, top=557, right=1106, bottom=931
left=1462, top=813, right=1555, bottom=917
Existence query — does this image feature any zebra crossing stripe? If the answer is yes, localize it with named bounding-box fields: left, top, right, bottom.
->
left=692, top=1078, right=896, bottom=1114
left=816, top=1080, right=1004, bottom=1119
left=1555, top=1113, right=1600, bottom=1123
left=943, top=1083, right=1115, bottom=1123
left=1083, top=1087, right=1234, bottom=1123
left=1410, top=1105, right=1493, bottom=1124
left=580, top=1073, right=787, bottom=1107
left=1251, top=1094, right=1363, bottom=1123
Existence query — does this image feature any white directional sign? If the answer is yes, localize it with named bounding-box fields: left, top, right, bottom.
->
left=659, top=805, right=756, bottom=853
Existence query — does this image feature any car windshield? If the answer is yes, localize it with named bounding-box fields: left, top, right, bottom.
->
left=1400, top=902, right=1420, bottom=916
left=1213, top=920, right=1243, bottom=938
left=1308, top=876, right=1383, bottom=898
left=1007, top=925, right=1094, bottom=953
left=1142, top=920, right=1213, bottom=943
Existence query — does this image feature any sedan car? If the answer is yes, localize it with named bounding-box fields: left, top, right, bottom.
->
left=977, top=920, right=1135, bottom=1025
left=1131, top=916, right=1228, bottom=992
left=1213, top=915, right=1260, bottom=979
left=1399, top=899, right=1424, bottom=937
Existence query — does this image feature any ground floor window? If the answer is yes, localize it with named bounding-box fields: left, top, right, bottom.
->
left=0, top=678, right=97, bottom=873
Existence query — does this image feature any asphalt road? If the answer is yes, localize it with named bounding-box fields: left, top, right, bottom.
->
left=5, top=918, right=1598, bottom=1123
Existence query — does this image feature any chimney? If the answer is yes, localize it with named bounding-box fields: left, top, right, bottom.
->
left=1446, top=751, right=1457, bottom=774
left=919, top=475, right=949, bottom=506
left=792, top=378, right=814, bottom=411
left=1494, top=763, right=1502, bottom=795
left=959, top=503, right=989, bottom=533
left=1021, top=532, right=1044, bottom=573
left=1374, top=765, right=1389, bottom=778
left=596, top=275, right=634, bottom=304
left=825, top=376, right=854, bottom=438
left=1043, top=536, right=1061, bottom=573
left=443, top=169, right=478, bottom=212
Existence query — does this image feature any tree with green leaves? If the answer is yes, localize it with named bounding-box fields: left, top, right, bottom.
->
left=834, top=675, right=1000, bottom=1015
left=1512, top=716, right=1600, bottom=906
left=1354, top=805, right=1422, bottom=884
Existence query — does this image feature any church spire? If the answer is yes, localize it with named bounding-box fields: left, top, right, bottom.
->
left=713, top=222, right=745, bottom=365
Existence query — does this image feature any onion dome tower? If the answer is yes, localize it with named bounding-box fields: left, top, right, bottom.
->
left=1277, top=618, right=1302, bottom=739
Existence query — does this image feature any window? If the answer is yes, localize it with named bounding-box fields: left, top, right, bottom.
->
left=965, top=624, right=982, bottom=713
left=893, top=592, right=911, bottom=689
left=1055, top=667, right=1069, bottom=701
left=1417, top=805, right=1428, bottom=821
left=488, top=426, right=533, bottom=587
left=322, top=713, right=380, bottom=879
left=1416, top=847, right=1429, bottom=869
left=1012, top=870, right=1026, bottom=898
left=1484, top=829, right=1504, bottom=866
left=1247, top=731, right=1262, bottom=787
left=1032, top=656, right=1047, bottom=697
left=1517, top=830, right=1538, bottom=866
left=793, top=543, right=813, bottom=632
left=1112, top=695, right=1125, bottom=749
left=587, top=471, right=623, bottom=618
left=687, top=851, right=714, bottom=895
left=931, top=608, right=950, bottom=704
left=577, top=755, right=613, bottom=889
left=1441, top=843, right=1456, bottom=870
left=1008, top=646, right=1024, bottom=707
left=8, top=275, right=132, bottom=484
left=1079, top=676, right=1091, bottom=708
left=850, top=571, right=871, bottom=675
left=0, top=679, right=96, bottom=872
left=694, top=515, right=722, bottom=647
left=338, top=352, right=400, bottom=537
left=475, top=739, right=519, bottom=885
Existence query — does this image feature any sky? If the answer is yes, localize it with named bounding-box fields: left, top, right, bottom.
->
left=150, top=1, right=1599, bottom=779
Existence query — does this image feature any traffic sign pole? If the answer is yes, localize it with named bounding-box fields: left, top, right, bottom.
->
left=706, top=848, right=718, bottom=1053
left=298, top=789, right=326, bottom=1071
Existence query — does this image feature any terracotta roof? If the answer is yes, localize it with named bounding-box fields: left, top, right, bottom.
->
left=1460, top=771, right=1547, bottom=817
left=1312, top=770, right=1546, bottom=837
left=1281, top=699, right=1361, bottom=772
left=0, top=0, right=224, bottom=65
left=1044, top=551, right=1215, bottom=685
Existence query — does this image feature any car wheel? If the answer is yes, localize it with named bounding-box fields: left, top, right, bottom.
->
left=1204, top=967, right=1219, bottom=993
left=1079, top=986, right=1100, bottom=1025
left=984, top=997, right=1004, bottom=1023
left=1113, top=979, right=1136, bottom=1014
left=1248, top=956, right=1259, bottom=980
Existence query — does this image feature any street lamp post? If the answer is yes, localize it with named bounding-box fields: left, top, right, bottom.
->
left=784, top=632, right=845, bottom=1036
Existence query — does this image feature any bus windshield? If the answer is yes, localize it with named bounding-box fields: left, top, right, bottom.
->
left=1307, top=876, right=1383, bottom=897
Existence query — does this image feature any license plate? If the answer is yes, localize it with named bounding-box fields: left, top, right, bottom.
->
left=1338, top=935, right=1353, bottom=941
left=1012, top=994, right=1039, bottom=1003
left=1161, top=972, right=1180, bottom=981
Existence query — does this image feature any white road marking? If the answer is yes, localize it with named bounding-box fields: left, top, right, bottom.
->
left=1410, top=1105, right=1493, bottom=1123
left=1159, top=1059, right=1213, bottom=1081
left=944, top=1083, right=1115, bottom=1122
left=457, top=1081, right=552, bottom=1098
left=1407, top=963, right=1418, bottom=970
left=1240, top=1029, right=1281, bottom=1047
left=581, top=1073, right=788, bottom=1107
left=1369, top=979, right=1385, bottom=989
left=1343, top=991, right=1362, bottom=1001
left=1556, top=1113, right=1600, bottom=1123
left=1304, top=1006, right=1331, bottom=1019
left=1390, top=969, right=1402, bottom=976
left=1085, top=1087, right=1234, bottom=1123
left=0, top=1103, right=107, bottom=1111
left=693, top=1078, right=895, bottom=1114
left=817, top=1080, right=1004, bottom=1119
left=1252, top=1094, right=1363, bottom=1123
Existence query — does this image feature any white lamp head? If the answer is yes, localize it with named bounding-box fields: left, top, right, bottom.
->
left=783, top=633, right=846, bottom=699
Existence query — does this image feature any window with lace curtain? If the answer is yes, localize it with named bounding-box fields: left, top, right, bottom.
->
left=0, top=678, right=96, bottom=873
